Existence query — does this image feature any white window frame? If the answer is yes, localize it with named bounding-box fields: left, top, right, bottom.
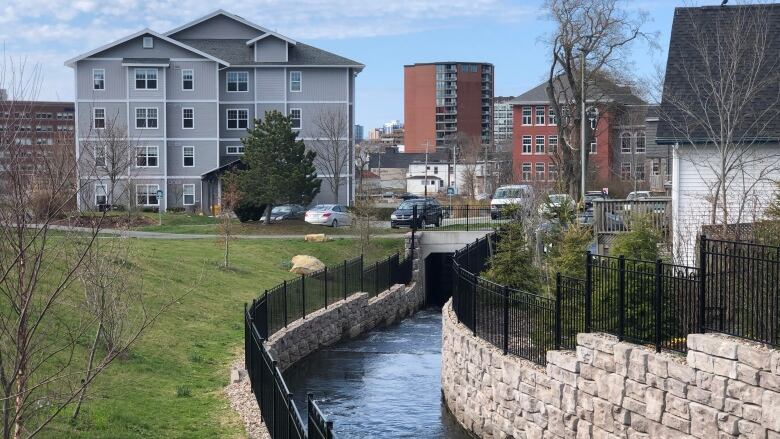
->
left=226, top=71, right=249, bottom=92
left=182, top=184, right=196, bottom=206
left=182, top=146, right=194, bottom=167
left=226, top=145, right=245, bottom=155
left=93, top=108, right=106, bottom=130
left=535, top=135, right=545, bottom=154
left=92, top=69, right=105, bottom=91
left=620, top=162, right=632, bottom=180
left=181, top=69, right=194, bottom=91
left=521, top=135, right=532, bottom=154
left=548, top=107, right=557, bottom=126
left=620, top=132, right=632, bottom=154
left=94, top=144, right=106, bottom=167
left=535, top=106, right=545, bottom=125
left=135, top=107, right=159, bottom=129
left=535, top=162, right=545, bottom=180
left=521, top=162, right=531, bottom=181
left=548, top=135, right=558, bottom=154
left=226, top=109, right=248, bottom=130
left=289, top=108, right=302, bottom=130
left=589, top=140, right=597, bottom=155
left=289, top=71, right=302, bottom=92
left=652, top=160, right=660, bottom=176
left=135, top=145, right=159, bottom=168
left=182, top=107, right=194, bottom=130
left=635, top=131, right=646, bottom=153
left=142, top=36, right=153, bottom=49
left=134, top=68, right=158, bottom=90
left=136, top=184, right=160, bottom=206
left=95, top=183, right=108, bottom=205
left=522, top=106, right=532, bottom=125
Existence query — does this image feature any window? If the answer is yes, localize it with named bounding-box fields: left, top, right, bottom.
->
left=535, top=135, right=545, bottom=154
left=290, top=71, right=302, bottom=92
left=183, top=184, right=195, bottom=206
left=652, top=160, right=660, bottom=176
left=94, top=144, right=106, bottom=167
left=136, top=184, right=159, bottom=206
left=522, top=106, right=532, bottom=125
left=522, top=163, right=531, bottom=181
left=227, top=71, right=248, bottom=92
left=135, top=108, right=158, bottom=129
left=620, top=162, right=632, bottom=180
left=433, top=166, right=438, bottom=174
left=93, top=108, right=106, bottom=129
left=226, top=109, right=248, bottom=130
left=182, top=69, right=194, bottom=91
left=548, top=164, right=558, bottom=181
left=521, top=135, right=532, bottom=154
left=226, top=145, right=244, bottom=155
left=95, top=184, right=107, bottom=205
left=548, top=135, right=558, bottom=154
left=182, top=108, right=194, bottom=129
left=621, top=133, right=632, bottom=153
left=134, top=68, right=157, bottom=90
left=289, top=108, right=302, bottom=129
left=535, top=163, right=545, bottom=180
left=588, top=107, right=598, bottom=130
left=135, top=146, right=158, bottom=167
left=183, top=146, right=194, bottom=167
left=142, top=36, right=153, bottom=49
left=93, top=69, right=105, bottom=90
left=589, top=141, right=597, bottom=154
left=635, top=163, right=645, bottom=181
left=535, top=106, right=545, bottom=125
left=635, top=132, right=646, bottom=153
left=548, top=107, right=557, bottom=125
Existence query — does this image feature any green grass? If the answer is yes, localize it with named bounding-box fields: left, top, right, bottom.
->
left=41, top=237, right=403, bottom=439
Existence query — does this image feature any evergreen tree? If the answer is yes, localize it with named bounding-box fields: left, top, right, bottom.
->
left=229, top=111, right=320, bottom=223
left=609, top=214, right=662, bottom=261
left=483, top=206, right=540, bottom=294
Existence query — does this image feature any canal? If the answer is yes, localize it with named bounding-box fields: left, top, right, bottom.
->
left=284, top=308, right=471, bottom=438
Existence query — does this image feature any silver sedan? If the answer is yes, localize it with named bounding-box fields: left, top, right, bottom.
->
left=304, top=204, right=352, bottom=227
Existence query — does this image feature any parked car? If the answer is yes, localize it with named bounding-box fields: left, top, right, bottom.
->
left=390, top=198, right=443, bottom=228
left=584, top=191, right=608, bottom=208
left=304, top=204, right=352, bottom=227
left=270, top=204, right=305, bottom=221
left=538, top=194, right=576, bottom=218
left=626, top=191, right=651, bottom=200
left=399, top=192, right=420, bottom=201
left=490, top=185, right=534, bottom=219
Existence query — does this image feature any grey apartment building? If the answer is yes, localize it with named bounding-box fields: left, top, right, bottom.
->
left=66, top=10, right=363, bottom=212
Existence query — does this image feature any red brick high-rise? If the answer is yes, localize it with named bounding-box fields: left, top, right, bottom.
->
left=404, top=62, right=493, bottom=153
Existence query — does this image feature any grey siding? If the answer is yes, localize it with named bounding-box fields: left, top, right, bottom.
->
left=77, top=102, right=126, bottom=134
left=166, top=61, right=218, bottom=100
left=167, top=102, right=219, bottom=138
left=255, top=103, right=285, bottom=121
left=255, top=68, right=285, bottom=101
left=254, top=37, right=287, bottom=62
left=128, top=67, right=165, bottom=100
left=167, top=140, right=218, bottom=175
left=219, top=68, right=255, bottom=102
left=128, top=102, right=166, bottom=138
left=218, top=104, right=254, bottom=139
left=286, top=68, right=349, bottom=102
left=645, top=119, right=666, bottom=158
left=168, top=15, right=260, bottom=40
left=219, top=140, right=246, bottom=166
left=165, top=178, right=203, bottom=208
left=96, top=34, right=202, bottom=59
left=288, top=102, right=350, bottom=138
left=76, top=60, right=126, bottom=100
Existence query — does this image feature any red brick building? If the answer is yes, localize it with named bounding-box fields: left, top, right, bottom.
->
left=510, top=80, right=647, bottom=191
left=404, top=62, right=493, bottom=153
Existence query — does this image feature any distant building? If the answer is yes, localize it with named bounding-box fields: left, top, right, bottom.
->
left=368, top=128, right=383, bottom=140
left=383, top=119, right=403, bottom=134
left=355, top=124, right=364, bottom=142
left=494, top=96, right=515, bottom=144
left=404, top=62, right=494, bottom=153
left=643, top=105, right=671, bottom=194
left=379, top=128, right=404, bottom=145
left=368, top=147, right=447, bottom=192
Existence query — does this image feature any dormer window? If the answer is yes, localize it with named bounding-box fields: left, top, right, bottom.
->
left=143, top=37, right=153, bottom=49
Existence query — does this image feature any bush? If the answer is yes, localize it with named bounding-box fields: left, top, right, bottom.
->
left=544, top=225, right=593, bottom=279
left=168, top=207, right=185, bottom=213
left=233, top=202, right=267, bottom=223
left=482, top=206, right=541, bottom=294
left=609, top=214, right=662, bottom=261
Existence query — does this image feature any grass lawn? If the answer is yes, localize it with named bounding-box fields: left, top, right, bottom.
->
left=41, top=237, right=403, bottom=439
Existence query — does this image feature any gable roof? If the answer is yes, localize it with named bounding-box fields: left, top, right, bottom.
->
left=510, top=78, right=646, bottom=107
left=178, top=39, right=364, bottom=68
left=64, top=29, right=229, bottom=67
left=246, top=32, right=297, bottom=46
left=656, top=4, right=780, bottom=144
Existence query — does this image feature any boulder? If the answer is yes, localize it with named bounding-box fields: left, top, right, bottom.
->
left=304, top=233, right=328, bottom=242
left=290, top=255, right=326, bottom=275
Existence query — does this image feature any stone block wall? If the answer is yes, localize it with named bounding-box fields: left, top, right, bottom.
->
left=441, top=299, right=780, bottom=439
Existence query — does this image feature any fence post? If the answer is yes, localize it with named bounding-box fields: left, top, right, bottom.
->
left=654, top=259, right=663, bottom=353
left=555, top=273, right=562, bottom=351
left=271, top=360, right=278, bottom=437
left=343, top=260, right=348, bottom=300
left=618, top=255, right=626, bottom=341
left=585, top=251, right=593, bottom=333
left=283, top=280, right=288, bottom=328
left=244, top=302, right=249, bottom=371
left=412, top=204, right=418, bottom=232
left=472, top=272, right=477, bottom=337
left=503, top=285, right=509, bottom=355
left=324, top=266, right=328, bottom=309
left=301, top=273, right=306, bottom=319
left=360, top=254, right=364, bottom=292
left=698, top=234, right=707, bottom=334
left=375, top=261, right=379, bottom=295
left=466, top=205, right=470, bottom=231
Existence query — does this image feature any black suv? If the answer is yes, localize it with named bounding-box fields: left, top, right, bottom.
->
left=390, top=198, right=443, bottom=228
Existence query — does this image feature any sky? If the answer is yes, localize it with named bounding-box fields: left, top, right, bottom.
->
left=0, top=0, right=691, bottom=130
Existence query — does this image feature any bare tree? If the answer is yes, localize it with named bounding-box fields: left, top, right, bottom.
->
left=219, top=181, right=240, bottom=269
left=0, top=58, right=181, bottom=438
left=543, top=0, right=654, bottom=198
left=659, top=4, right=780, bottom=226
left=458, top=137, right=482, bottom=199
left=313, top=109, right=350, bottom=204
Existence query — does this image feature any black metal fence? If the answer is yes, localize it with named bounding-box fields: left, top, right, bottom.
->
left=453, top=234, right=780, bottom=366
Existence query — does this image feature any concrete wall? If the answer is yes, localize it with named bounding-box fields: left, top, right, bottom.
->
left=441, top=300, right=780, bottom=439
left=418, top=230, right=493, bottom=260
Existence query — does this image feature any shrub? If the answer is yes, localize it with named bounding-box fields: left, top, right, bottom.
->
left=176, top=386, right=191, bottom=398
left=609, top=214, right=662, bottom=261
left=233, top=201, right=267, bottom=223
left=482, top=205, right=540, bottom=294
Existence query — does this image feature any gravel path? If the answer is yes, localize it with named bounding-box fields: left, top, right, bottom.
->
left=225, top=359, right=270, bottom=439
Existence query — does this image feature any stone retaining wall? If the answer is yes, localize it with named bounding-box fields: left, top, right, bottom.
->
left=441, top=299, right=780, bottom=438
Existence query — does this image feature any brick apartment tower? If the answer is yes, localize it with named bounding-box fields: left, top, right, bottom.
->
left=404, top=62, right=494, bottom=154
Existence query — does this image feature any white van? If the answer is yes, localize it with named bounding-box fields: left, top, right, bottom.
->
left=490, top=185, right=534, bottom=219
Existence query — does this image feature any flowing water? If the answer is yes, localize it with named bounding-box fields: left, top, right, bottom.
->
left=284, top=308, right=472, bottom=438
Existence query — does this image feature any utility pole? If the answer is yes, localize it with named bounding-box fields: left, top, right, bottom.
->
left=580, top=49, right=587, bottom=202
left=424, top=140, right=430, bottom=197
